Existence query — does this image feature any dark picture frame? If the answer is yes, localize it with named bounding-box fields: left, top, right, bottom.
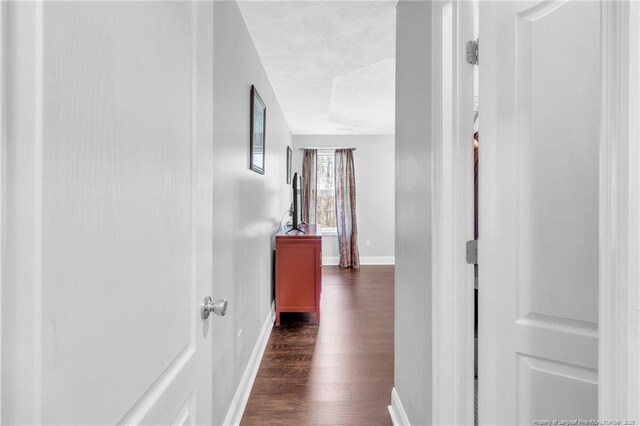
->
left=286, top=146, right=292, bottom=184
left=250, top=85, right=266, bottom=174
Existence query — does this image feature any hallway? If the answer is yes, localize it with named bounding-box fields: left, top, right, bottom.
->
left=241, top=266, right=394, bottom=425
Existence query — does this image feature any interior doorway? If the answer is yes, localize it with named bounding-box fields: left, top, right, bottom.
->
left=235, top=1, right=397, bottom=424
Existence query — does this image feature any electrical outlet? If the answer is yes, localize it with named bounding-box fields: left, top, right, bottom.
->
left=365, top=239, right=371, bottom=247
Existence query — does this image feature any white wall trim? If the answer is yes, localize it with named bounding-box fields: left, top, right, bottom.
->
left=0, top=0, right=5, bottom=415
left=361, top=256, right=395, bottom=265
left=430, top=1, right=475, bottom=425
left=323, top=256, right=395, bottom=266
left=222, top=302, right=275, bottom=426
left=388, top=387, right=411, bottom=426
left=599, top=1, right=640, bottom=421
left=2, top=3, right=45, bottom=422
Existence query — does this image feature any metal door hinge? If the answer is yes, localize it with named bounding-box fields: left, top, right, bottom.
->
left=466, top=39, right=479, bottom=65
left=466, top=240, right=478, bottom=264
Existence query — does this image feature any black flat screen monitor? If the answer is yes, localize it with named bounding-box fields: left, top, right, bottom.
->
left=292, top=172, right=301, bottom=229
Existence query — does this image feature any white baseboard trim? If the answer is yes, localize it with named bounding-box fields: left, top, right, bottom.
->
left=362, top=256, right=395, bottom=265
left=323, top=256, right=395, bottom=266
left=388, top=387, right=410, bottom=426
left=222, top=302, right=275, bottom=426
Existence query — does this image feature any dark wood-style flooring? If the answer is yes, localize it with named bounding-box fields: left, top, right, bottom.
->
left=241, top=265, right=394, bottom=426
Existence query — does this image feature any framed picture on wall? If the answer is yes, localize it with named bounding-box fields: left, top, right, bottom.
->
left=250, top=85, right=266, bottom=174
left=286, top=146, right=292, bottom=183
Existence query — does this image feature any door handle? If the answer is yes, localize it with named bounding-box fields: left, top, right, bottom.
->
left=201, top=296, right=227, bottom=320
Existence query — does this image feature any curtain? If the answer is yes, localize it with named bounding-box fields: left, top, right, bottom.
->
left=335, top=149, right=360, bottom=268
left=302, top=149, right=317, bottom=224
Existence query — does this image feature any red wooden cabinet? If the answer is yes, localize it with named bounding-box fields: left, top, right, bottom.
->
left=275, top=224, right=322, bottom=325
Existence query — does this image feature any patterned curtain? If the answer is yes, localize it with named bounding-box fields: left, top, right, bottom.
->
left=335, top=149, right=360, bottom=268
left=301, top=149, right=317, bottom=224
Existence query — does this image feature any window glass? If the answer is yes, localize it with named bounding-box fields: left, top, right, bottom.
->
left=316, top=152, right=336, bottom=230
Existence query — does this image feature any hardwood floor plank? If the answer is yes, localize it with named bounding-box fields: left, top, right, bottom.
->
left=240, top=265, right=394, bottom=425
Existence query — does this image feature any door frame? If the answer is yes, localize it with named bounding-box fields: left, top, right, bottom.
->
left=430, top=1, right=475, bottom=425
left=431, top=0, right=640, bottom=424
left=0, top=0, right=4, bottom=411
left=599, top=0, right=640, bottom=420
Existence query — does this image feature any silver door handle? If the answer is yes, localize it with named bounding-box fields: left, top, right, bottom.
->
left=201, top=296, right=227, bottom=320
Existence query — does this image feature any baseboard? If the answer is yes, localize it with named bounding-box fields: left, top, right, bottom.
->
left=222, top=302, right=275, bottom=426
left=388, top=387, right=410, bottom=426
left=323, top=256, right=395, bottom=266
left=362, top=256, right=395, bottom=265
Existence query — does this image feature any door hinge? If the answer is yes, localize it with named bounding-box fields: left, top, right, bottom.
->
left=466, top=39, right=479, bottom=65
left=466, top=240, right=478, bottom=264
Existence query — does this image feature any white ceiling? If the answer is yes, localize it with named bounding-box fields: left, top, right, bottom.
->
left=237, top=1, right=396, bottom=135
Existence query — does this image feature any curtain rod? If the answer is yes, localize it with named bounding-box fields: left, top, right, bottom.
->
left=298, top=147, right=356, bottom=151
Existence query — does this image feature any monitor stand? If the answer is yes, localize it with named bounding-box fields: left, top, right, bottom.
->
left=286, top=224, right=306, bottom=235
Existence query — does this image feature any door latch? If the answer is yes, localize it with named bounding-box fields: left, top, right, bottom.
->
left=466, top=39, right=479, bottom=65
left=466, top=240, right=478, bottom=264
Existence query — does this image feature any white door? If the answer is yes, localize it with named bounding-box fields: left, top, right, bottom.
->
left=1, top=2, right=216, bottom=424
left=479, top=1, right=600, bottom=424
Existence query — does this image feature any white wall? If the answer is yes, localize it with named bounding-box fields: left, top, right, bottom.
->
left=212, top=2, right=292, bottom=424
left=291, top=135, right=395, bottom=264
left=392, top=1, right=433, bottom=424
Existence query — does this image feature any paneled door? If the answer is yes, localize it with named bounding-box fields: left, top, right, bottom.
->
left=2, top=1, right=215, bottom=424
left=479, top=1, right=600, bottom=424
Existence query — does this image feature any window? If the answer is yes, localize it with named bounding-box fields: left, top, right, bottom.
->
left=316, top=151, right=336, bottom=232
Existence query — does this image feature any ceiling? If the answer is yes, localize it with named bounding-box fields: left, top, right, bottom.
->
left=237, top=1, right=396, bottom=135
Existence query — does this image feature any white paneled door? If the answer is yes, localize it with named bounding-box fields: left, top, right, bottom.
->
left=479, top=1, right=600, bottom=424
left=2, top=2, right=215, bottom=424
